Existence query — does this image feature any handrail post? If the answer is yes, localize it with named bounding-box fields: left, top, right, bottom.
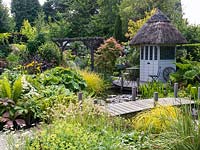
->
left=174, top=83, right=178, bottom=98
left=136, top=78, right=140, bottom=87
left=198, top=87, right=200, bottom=100
left=78, top=92, right=83, bottom=109
left=121, top=74, right=124, bottom=92
left=132, top=86, right=137, bottom=101
left=154, top=92, right=158, bottom=107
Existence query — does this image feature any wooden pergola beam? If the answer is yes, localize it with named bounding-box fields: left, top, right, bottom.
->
left=52, top=37, right=104, bottom=71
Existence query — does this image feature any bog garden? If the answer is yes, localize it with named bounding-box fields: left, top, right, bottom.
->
left=0, top=0, right=200, bottom=149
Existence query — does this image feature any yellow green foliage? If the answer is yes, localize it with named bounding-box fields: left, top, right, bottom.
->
left=0, top=76, right=23, bottom=102
left=0, top=77, right=11, bottom=99
left=27, top=123, right=99, bottom=150
left=25, top=101, right=129, bottom=150
left=133, top=106, right=179, bottom=133
left=79, top=70, right=106, bottom=95
left=0, top=33, right=11, bottom=43
left=20, top=20, right=37, bottom=40
left=12, top=76, right=22, bottom=101
left=11, top=44, right=27, bottom=52
left=126, top=8, right=156, bottom=39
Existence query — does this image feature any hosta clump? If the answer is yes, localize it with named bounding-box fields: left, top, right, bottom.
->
left=37, top=67, right=86, bottom=92
left=170, top=59, right=200, bottom=85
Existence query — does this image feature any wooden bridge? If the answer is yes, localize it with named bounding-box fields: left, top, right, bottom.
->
left=105, top=98, right=194, bottom=116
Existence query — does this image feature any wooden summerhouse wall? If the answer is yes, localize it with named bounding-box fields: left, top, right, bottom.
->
left=140, top=45, right=176, bottom=82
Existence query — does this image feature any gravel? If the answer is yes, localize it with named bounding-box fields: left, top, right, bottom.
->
left=0, top=129, right=35, bottom=150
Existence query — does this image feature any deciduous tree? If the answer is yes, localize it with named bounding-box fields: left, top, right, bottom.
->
left=119, top=0, right=183, bottom=33
left=0, top=0, right=13, bottom=33
left=11, top=0, right=41, bottom=30
left=126, top=9, right=156, bottom=40
left=89, top=0, right=121, bottom=37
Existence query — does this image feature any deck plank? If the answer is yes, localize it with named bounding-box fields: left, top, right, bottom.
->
left=105, top=98, right=194, bottom=116
left=113, top=79, right=145, bottom=88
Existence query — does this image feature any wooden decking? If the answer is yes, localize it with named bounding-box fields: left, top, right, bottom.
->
left=105, top=98, right=194, bottom=116
left=112, top=79, right=146, bottom=88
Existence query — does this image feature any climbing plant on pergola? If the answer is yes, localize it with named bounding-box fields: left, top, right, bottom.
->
left=53, top=37, right=104, bottom=70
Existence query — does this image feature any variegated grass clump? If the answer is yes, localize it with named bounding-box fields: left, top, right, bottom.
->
left=79, top=70, right=106, bottom=96
left=133, top=106, right=180, bottom=134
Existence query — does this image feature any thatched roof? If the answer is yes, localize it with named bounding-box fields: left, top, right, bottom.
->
left=130, top=9, right=187, bottom=45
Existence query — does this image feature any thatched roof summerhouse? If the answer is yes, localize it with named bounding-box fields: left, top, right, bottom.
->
left=130, top=9, right=187, bottom=45
left=129, top=9, right=187, bottom=82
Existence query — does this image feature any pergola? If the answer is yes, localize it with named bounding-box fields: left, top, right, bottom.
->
left=53, top=37, right=104, bottom=71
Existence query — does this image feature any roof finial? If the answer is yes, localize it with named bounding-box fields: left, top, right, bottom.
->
left=147, top=9, right=170, bottom=23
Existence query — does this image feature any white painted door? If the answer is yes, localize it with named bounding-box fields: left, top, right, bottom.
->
left=140, top=46, right=159, bottom=81
left=140, top=46, right=145, bottom=81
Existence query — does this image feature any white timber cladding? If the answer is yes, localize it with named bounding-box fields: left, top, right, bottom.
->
left=140, top=45, right=176, bottom=82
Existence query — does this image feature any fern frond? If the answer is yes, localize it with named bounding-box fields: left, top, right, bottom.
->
left=1, top=77, right=12, bottom=99
left=12, top=76, right=22, bottom=102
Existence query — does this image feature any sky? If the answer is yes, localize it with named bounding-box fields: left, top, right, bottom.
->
left=181, top=0, right=200, bottom=25
left=2, top=0, right=46, bottom=6
left=2, top=0, right=200, bottom=25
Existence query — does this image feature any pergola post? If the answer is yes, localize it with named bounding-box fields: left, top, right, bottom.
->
left=53, top=37, right=104, bottom=71
left=90, top=48, right=95, bottom=71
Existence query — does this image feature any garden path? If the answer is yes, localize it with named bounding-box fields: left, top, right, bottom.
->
left=0, top=128, right=35, bottom=149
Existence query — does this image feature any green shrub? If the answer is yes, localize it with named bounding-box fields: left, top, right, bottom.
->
left=95, top=37, right=123, bottom=74
left=0, top=44, right=12, bottom=58
left=170, top=59, right=200, bottom=85
left=6, top=53, right=20, bottom=69
left=27, top=33, right=46, bottom=56
left=38, top=42, right=61, bottom=66
left=20, top=20, right=37, bottom=41
left=0, top=33, right=11, bottom=58
left=11, top=44, right=26, bottom=52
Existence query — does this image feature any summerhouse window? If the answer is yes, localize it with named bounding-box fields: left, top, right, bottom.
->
left=145, top=46, right=148, bottom=60
left=160, top=46, right=175, bottom=60
left=150, top=46, right=153, bottom=60
left=141, top=46, right=144, bottom=60
left=154, top=46, right=158, bottom=60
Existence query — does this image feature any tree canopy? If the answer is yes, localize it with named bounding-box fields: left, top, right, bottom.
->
left=0, top=0, right=198, bottom=44
left=119, top=0, right=183, bottom=33
left=0, top=0, right=13, bottom=33
left=11, top=0, right=41, bottom=30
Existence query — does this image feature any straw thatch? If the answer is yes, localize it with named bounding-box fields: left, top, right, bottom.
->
left=130, top=9, right=187, bottom=45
